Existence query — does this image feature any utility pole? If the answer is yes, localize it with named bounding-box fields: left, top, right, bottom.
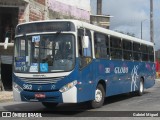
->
left=150, top=0, right=154, bottom=43
left=97, top=0, right=102, bottom=15
left=141, top=21, right=143, bottom=39
left=141, top=19, right=147, bottom=39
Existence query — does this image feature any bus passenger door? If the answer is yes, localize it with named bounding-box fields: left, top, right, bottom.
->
left=77, top=29, right=94, bottom=102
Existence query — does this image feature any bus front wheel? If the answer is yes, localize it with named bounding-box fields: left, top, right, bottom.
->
left=42, top=102, right=58, bottom=109
left=90, top=84, right=105, bottom=109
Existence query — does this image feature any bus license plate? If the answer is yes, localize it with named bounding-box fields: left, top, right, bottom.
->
left=35, top=93, right=46, bottom=99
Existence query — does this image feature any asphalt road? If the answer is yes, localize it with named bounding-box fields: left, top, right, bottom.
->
left=0, top=80, right=160, bottom=119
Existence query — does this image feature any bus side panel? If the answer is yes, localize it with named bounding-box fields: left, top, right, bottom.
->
left=94, top=60, right=133, bottom=97
left=142, top=62, right=155, bottom=89
left=134, top=62, right=155, bottom=90
left=94, top=60, right=155, bottom=97
left=76, top=59, right=96, bottom=102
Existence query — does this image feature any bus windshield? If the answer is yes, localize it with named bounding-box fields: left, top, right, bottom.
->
left=14, top=34, right=75, bottom=73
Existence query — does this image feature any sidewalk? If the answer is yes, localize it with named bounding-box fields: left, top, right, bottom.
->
left=0, top=91, right=13, bottom=102
left=156, top=78, right=160, bottom=81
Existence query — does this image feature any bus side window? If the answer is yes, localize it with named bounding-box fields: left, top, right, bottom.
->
left=141, top=44, right=148, bottom=61
left=110, top=36, right=122, bottom=60
left=148, top=46, right=154, bottom=62
left=94, top=32, right=109, bottom=59
left=133, top=42, right=141, bottom=61
left=78, top=29, right=92, bottom=68
left=123, top=40, right=133, bottom=60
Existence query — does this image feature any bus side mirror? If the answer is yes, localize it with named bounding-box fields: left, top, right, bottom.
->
left=82, top=36, right=89, bottom=48
left=4, top=37, right=9, bottom=49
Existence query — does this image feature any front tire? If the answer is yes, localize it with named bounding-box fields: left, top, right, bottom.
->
left=90, top=84, right=105, bottom=109
left=42, top=102, right=58, bottom=109
left=137, top=79, right=144, bottom=96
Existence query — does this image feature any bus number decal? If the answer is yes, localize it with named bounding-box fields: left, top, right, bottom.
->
left=32, top=36, right=40, bottom=42
left=105, top=68, right=110, bottom=73
left=23, top=84, right=32, bottom=90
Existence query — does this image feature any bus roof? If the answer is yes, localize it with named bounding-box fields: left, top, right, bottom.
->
left=17, top=19, right=154, bottom=46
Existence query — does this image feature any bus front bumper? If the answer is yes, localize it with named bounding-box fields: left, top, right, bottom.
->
left=13, top=85, right=77, bottom=103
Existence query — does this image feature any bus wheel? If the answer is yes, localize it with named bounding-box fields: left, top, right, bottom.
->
left=42, top=102, right=58, bottom=109
left=137, top=79, right=144, bottom=96
left=90, top=84, right=105, bottom=108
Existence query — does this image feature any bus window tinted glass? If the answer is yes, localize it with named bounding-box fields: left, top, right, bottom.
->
left=133, top=42, right=141, bottom=61
left=78, top=29, right=92, bottom=68
left=133, top=42, right=141, bottom=52
left=110, top=36, right=122, bottom=60
left=14, top=34, right=75, bottom=73
left=123, top=40, right=132, bottom=50
left=148, top=46, right=154, bottom=62
left=94, top=32, right=109, bottom=59
left=110, top=37, right=121, bottom=48
left=141, top=44, right=148, bottom=53
left=123, top=40, right=132, bottom=60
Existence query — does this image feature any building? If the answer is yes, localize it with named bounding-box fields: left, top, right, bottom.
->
left=48, top=0, right=90, bottom=22
left=90, top=15, right=111, bottom=29
left=90, top=0, right=111, bottom=29
left=0, top=0, right=91, bottom=42
left=0, top=0, right=91, bottom=90
left=155, top=49, right=160, bottom=60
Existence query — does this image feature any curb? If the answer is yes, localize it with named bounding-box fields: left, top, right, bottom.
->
left=0, top=99, right=13, bottom=103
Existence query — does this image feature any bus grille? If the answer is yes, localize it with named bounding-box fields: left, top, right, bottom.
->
left=20, top=77, right=64, bottom=84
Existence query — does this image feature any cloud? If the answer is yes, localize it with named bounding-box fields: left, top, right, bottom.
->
left=91, top=0, right=160, bottom=50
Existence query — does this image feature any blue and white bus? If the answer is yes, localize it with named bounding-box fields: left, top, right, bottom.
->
left=13, top=20, right=155, bottom=108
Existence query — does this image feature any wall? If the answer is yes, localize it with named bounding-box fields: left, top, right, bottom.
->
left=17, top=0, right=47, bottom=23
left=28, top=0, right=47, bottom=22
left=55, top=0, right=90, bottom=11
left=0, top=0, right=48, bottom=90
left=0, top=0, right=27, bottom=24
left=48, top=0, right=90, bottom=22
left=0, top=0, right=91, bottom=23
left=34, top=0, right=46, bottom=5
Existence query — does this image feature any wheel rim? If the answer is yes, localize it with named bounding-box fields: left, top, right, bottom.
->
left=140, top=81, right=143, bottom=93
left=95, top=89, right=102, bottom=103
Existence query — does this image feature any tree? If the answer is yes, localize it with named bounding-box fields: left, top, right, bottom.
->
left=115, top=30, right=135, bottom=37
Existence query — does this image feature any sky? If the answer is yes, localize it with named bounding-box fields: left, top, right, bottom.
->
left=91, top=0, right=160, bottom=50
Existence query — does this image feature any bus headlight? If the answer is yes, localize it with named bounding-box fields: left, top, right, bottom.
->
left=13, top=82, right=23, bottom=92
left=59, top=80, right=77, bottom=93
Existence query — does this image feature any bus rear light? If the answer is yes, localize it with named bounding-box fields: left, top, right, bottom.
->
left=59, top=80, right=77, bottom=93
